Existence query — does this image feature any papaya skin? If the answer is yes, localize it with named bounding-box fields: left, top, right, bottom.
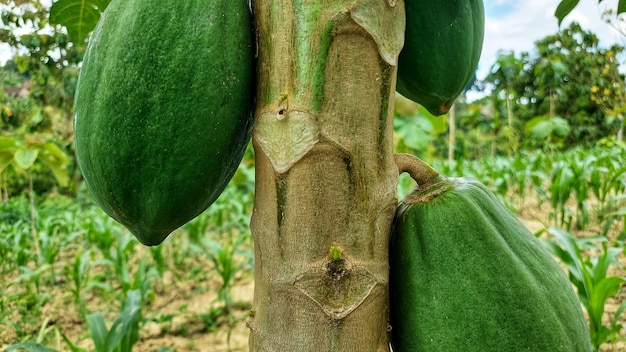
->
left=389, top=177, right=593, bottom=351
left=73, top=0, right=255, bottom=246
left=396, top=0, right=485, bottom=116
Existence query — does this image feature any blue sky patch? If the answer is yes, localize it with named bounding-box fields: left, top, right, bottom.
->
left=484, top=0, right=517, bottom=17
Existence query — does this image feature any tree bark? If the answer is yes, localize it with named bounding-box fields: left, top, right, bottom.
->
left=448, top=104, right=456, bottom=166
left=248, top=1, right=404, bottom=351
left=506, top=92, right=514, bottom=156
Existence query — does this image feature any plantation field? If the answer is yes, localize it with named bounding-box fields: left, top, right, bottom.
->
left=1, top=145, right=625, bottom=352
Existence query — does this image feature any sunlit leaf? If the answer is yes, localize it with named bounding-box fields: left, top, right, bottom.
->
left=41, top=142, right=70, bottom=164
left=425, top=107, right=448, bottom=135
left=50, top=0, right=110, bottom=44
left=0, top=136, right=17, bottom=151
left=29, top=110, right=44, bottom=125
left=14, top=149, right=38, bottom=169
left=38, top=151, right=69, bottom=187
left=0, top=152, right=13, bottom=173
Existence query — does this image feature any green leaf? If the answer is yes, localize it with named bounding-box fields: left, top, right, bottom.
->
left=555, top=0, right=580, bottom=26
left=0, top=136, right=17, bottom=151
left=427, top=112, right=448, bottom=135
left=530, top=119, right=552, bottom=141
left=588, top=276, right=626, bottom=331
left=86, top=313, right=110, bottom=352
left=3, top=342, right=60, bottom=352
left=619, top=0, right=626, bottom=14
left=611, top=300, right=626, bottom=326
left=61, top=333, right=88, bottom=352
left=41, top=142, right=70, bottom=163
left=39, top=143, right=70, bottom=186
left=29, top=110, right=43, bottom=125
left=118, top=290, right=142, bottom=352
left=0, top=152, right=14, bottom=173
left=551, top=117, right=571, bottom=138
left=50, top=0, right=110, bottom=44
left=14, top=149, right=39, bottom=169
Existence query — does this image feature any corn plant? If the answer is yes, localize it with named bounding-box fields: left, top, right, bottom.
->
left=5, top=220, right=34, bottom=270
left=148, top=243, right=168, bottom=278
left=604, top=194, right=626, bottom=242
left=545, top=227, right=626, bottom=350
left=548, top=161, right=576, bottom=229
left=3, top=343, right=58, bottom=352
left=592, top=146, right=626, bottom=210
left=13, top=263, right=52, bottom=300
left=82, top=209, right=124, bottom=256
left=199, top=230, right=253, bottom=346
left=4, top=318, right=63, bottom=351
left=106, top=234, right=158, bottom=304
left=64, top=249, right=111, bottom=316
left=83, top=289, right=143, bottom=352
left=5, top=290, right=144, bottom=352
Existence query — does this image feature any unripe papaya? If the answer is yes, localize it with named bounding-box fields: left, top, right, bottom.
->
left=396, top=0, right=484, bottom=116
left=389, top=177, right=592, bottom=351
left=74, top=0, right=255, bottom=246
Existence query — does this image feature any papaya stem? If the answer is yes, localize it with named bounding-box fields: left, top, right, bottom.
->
left=394, top=153, right=439, bottom=186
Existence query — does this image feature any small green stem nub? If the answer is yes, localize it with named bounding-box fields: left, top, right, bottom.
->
left=329, top=246, right=343, bottom=262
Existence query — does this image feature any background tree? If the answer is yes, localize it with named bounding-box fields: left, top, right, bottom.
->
left=523, top=23, right=623, bottom=146
left=1, top=0, right=82, bottom=196
left=486, top=51, right=524, bottom=155
left=479, top=22, right=624, bottom=150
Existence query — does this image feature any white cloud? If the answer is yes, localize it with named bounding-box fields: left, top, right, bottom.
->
left=478, top=0, right=625, bottom=79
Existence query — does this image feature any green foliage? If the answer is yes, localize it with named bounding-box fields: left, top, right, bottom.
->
left=555, top=0, right=626, bottom=25
left=545, top=228, right=626, bottom=350
left=0, top=1, right=84, bottom=197
left=49, top=0, right=110, bottom=44
left=3, top=290, right=143, bottom=352
left=4, top=342, right=58, bottom=352
left=1, top=1, right=83, bottom=108
left=428, top=143, right=626, bottom=233
left=0, top=161, right=256, bottom=349
left=525, top=115, right=570, bottom=147
left=393, top=95, right=447, bottom=160
left=85, top=289, right=143, bottom=352
left=480, top=23, right=625, bottom=151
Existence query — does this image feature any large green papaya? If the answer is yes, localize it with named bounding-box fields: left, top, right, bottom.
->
left=396, top=0, right=484, bottom=116
left=389, top=177, right=592, bottom=351
left=74, top=0, right=255, bottom=246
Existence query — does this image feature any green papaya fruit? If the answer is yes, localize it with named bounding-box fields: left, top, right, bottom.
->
left=74, top=0, right=255, bottom=246
left=396, top=0, right=485, bottom=116
left=389, top=177, right=592, bottom=351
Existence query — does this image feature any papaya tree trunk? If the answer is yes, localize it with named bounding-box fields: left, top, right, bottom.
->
left=506, top=92, right=514, bottom=156
left=248, top=1, right=405, bottom=350
left=448, top=104, right=456, bottom=166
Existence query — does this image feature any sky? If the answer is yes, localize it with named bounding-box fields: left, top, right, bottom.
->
left=1, top=0, right=625, bottom=78
left=478, top=0, right=625, bottom=79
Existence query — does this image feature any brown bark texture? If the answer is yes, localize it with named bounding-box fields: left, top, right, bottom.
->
left=247, top=1, right=405, bottom=351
